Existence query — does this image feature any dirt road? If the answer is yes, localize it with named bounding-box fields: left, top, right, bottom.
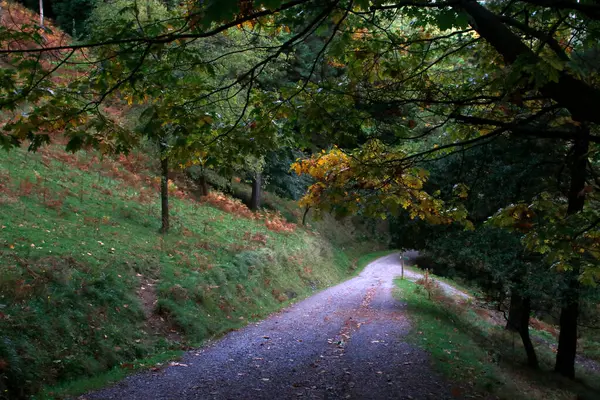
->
left=84, top=253, right=456, bottom=400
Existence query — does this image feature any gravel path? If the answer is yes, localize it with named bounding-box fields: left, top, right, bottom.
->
left=83, top=253, right=458, bottom=400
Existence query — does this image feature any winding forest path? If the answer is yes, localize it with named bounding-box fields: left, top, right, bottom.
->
left=84, top=253, right=458, bottom=400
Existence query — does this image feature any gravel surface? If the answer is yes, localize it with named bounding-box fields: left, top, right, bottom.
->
left=83, top=253, right=459, bottom=400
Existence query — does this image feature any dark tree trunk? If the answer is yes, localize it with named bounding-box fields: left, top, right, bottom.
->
left=555, top=126, right=589, bottom=378
left=506, top=292, right=524, bottom=332
left=224, top=176, right=233, bottom=195
left=518, top=296, right=538, bottom=368
left=198, top=174, right=210, bottom=197
left=302, top=206, right=311, bottom=226
left=555, top=288, right=579, bottom=378
left=506, top=292, right=538, bottom=368
left=160, top=155, right=169, bottom=234
left=250, top=173, right=262, bottom=211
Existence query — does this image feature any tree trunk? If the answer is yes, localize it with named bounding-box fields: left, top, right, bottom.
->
left=302, top=206, right=310, bottom=225
left=555, top=126, right=589, bottom=378
left=506, top=292, right=524, bottom=332
left=224, top=176, right=233, bottom=195
left=198, top=174, right=210, bottom=197
left=39, top=0, right=44, bottom=27
left=250, top=173, right=262, bottom=211
left=555, top=288, right=579, bottom=377
left=160, top=155, right=169, bottom=234
left=506, top=292, right=538, bottom=368
left=518, top=296, right=538, bottom=368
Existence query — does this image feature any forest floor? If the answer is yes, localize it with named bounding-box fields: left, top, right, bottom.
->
left=82, top=253, right=459, bottom=400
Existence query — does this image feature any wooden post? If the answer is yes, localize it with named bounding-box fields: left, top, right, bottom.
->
left=401, top=255, right=404, bottom=280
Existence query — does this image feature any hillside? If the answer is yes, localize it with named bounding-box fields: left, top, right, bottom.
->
left=0, top=142, right=388, bottom=398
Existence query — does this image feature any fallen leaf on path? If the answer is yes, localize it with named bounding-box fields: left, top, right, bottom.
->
left=169, top=362, right=188, bottom=367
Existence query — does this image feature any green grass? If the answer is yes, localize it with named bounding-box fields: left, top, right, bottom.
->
left=0, top=145, right=385, bottom=399
left=405, top=264, right=481, bottom=297
left=394, top=279, right=502, bottom=394
left=394, top=279, right=600, bottom=400
left=579, top=333, right=600, bottom=364
left=36, top=351, right=183, bottom=400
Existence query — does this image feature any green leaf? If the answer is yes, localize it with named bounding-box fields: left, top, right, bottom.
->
left=435, top=10, right=460, bottom=31
left=204, top=0, right=239, bottom=23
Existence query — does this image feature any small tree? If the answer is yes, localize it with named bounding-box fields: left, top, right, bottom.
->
left=38, top=0, right=43, bottom=27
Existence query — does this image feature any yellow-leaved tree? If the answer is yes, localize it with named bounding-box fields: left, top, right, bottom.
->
left=292, top=142, right=472, bottom=228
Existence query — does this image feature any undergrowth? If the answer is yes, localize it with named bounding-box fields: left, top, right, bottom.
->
left=0, top=144, right=387, bottom=399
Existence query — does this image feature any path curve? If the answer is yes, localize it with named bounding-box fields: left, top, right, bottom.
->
left=84, top=253, right=457, bottom=400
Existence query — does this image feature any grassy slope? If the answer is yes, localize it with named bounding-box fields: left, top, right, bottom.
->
left=0, top=144, right=387, bottom=399
left=394, top=278, right=600, bottom=400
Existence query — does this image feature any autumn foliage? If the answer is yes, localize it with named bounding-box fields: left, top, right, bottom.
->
left=202, top=192, right=296, bottom=233
left=292, top=145, right=471, bottom=227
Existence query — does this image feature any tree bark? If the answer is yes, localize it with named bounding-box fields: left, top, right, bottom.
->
left=39, top=0, right=44, bottom=27
left=160, top=154, right=169, bottom=234
left=555, top=287, right=579, bottom=377
left=198, top=174, right=210, bottom=196
left=302, top=205, right=311, bottom=225
left=518, top=296, right=538, bottom=368
left=506, top=292, right=538, bottom=368
left=506, top=292, right=523, bottom=332
left=250, top=173, right=262, bottom=211
left=555, top=126, right=589, bottom=378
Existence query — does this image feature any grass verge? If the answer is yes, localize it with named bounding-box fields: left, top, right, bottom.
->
left=35, top=351, right=183, bottom=400
left=394, top=278, right=600, bottom=400
left=404, top=264, right=481, bottom=298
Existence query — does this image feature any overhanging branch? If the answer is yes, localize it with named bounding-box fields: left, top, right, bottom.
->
left=459, top=0, right=600, bottom=124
